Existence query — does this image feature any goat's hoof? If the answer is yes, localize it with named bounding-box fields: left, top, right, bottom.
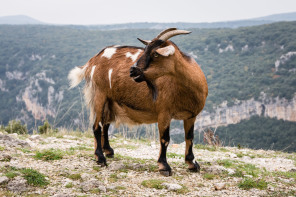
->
left=96, top=156, right=107, bottom=167
left=188, top=161, right=200, bottom=173
left=159, top=169, right=173, bottom=176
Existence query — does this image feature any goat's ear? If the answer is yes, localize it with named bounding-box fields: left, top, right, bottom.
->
left=137, top=38, right=151, bottom=45
left=155, top=45, right=175, bottom=57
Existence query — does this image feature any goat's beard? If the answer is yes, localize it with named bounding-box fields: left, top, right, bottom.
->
left=145, top=80, right=158, bottom=101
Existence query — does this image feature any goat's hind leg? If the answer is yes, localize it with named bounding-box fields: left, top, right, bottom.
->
left=184, top=117, right=200, bottom=172
left=101, top=123, right=114, bottom=158
left=93, top=120, right=107, bottom=166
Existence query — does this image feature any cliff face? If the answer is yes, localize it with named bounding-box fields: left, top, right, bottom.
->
left=195, top=94, right=296, bottom=129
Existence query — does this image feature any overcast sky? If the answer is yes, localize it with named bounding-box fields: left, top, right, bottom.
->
left=1, top=0, right=296, bottom=25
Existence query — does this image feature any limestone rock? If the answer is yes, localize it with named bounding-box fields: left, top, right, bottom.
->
left=7, top=176, right=28, bottom=193
left=162, top=183, right=182, bottom=191
left=214, top=183, right=226, bottom=190
left=80, top=179, right=106, bottom=192
left=108, top=162, right=126, bottom=171
left=0, top=153, right=12, bottom=161
left=0, top=176, right=9, bottom=185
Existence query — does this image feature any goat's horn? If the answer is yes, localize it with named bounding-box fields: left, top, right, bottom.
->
left=158, top=28, right=191, bottom=42
left=156, top=28, right=177, bottom=39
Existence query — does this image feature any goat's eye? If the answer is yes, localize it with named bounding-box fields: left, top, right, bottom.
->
left=153, top=53, right=158, bottom=58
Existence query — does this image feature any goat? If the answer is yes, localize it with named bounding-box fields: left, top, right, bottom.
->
left=68, top=28, right=208, bottom=176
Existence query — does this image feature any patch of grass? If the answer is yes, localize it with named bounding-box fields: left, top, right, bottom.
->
left=0, top=146, right=4, bottom=151
left=65, top=182, right=73, bottom=188
left=109, top=173, right=118, bottom=183
left=194, top=144, right=216, bottom=151
left=167, top=152, right=184, bottom=159
left=237, top=163, right=261, bottom=178
left=176, top=185, right=189, bottom=194
left=69, top=146, right=93, bottom=151
left=217, top=159, right=237, bottom=168
left=34, top=149, right=64, bottom=161
left=68, top=173, right=82, bottom=180
left=203, top=173, right=216, bottom=180
left=219, top=147, right=229, bottom=152
left=19, top=148, right=31, bottom=153
left=20, top=168, right=49, bottom=187
left=267, top=190, right=296, bottom=197
left=273, top=171, right=296, bottom=180
left=93, top=166, right=101, bottom=172
left=5, top=171, right=19, bottom=179
left=238, top=178, right=268, bottom=190
left=141, top=179, right=165, bottom=189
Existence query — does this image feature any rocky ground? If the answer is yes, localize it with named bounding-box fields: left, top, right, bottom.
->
left=0, top=130, right=296, bottom=197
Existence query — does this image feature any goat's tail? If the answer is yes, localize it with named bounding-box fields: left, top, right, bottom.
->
left=68, top=64, right=87, bottom=89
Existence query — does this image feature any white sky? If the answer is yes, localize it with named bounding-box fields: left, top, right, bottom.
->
left=1, top=0, right=296, bottom=25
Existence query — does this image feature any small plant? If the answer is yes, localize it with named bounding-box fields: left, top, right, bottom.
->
left=65, top=182, right=73, bottom=188
left=238, top=178, right=268, bottom=190
left=176, top=185, right=189, bottom=194
left=5, top=120, right=28, bottom=134
left=0, top=146, right=4, bottom=151
left=68, top=173, right=82, bottom=180
left=34, top=149, right=64, bottom=161
left=141, top=179, right=165, bottom=189
left=5, top=171, right=19, bottom=179
left=20, top=168, right=50, bottom=187
left=203, top=173, right=215, bottom=180
left=217, top=159, right=236, bottom=168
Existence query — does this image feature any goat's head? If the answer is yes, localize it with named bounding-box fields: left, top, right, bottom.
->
left=130, top=28, right=191, bottom=99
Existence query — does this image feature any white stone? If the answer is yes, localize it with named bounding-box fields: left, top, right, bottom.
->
left=162, top=183, right=182, bottom=191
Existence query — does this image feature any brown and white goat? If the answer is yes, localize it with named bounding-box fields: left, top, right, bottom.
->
left=68, top=28, right=208, bottom=176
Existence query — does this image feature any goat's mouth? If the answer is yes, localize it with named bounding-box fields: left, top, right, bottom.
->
left=130, top=66, right=145, bottom=83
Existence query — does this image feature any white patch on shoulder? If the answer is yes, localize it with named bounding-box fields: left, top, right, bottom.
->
left=90, top=66, right=96, bottom=80
left=102, top=47, right=117, bottom=59
left=108, top=68, right=113, bottom=89
left=113, top=45, right=121, bottom=48
left=126, top=49, right=142, bottom=62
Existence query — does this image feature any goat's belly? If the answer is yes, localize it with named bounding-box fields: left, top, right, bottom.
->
left=173, top=111, right=196, bottom=120
left=112, top=102, right=157, bottom=127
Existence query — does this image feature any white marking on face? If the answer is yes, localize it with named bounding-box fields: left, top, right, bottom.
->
left=126, top=49, right=142, bottom=62
left=102, top=47, right=117, bottom=59
left=99, top=122, right=103, bottom=127
left=90, top=66, right=96, bottom=80
left=108, top=69, right=113, bottom=89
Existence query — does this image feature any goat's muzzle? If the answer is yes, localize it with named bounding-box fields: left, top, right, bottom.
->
left=130, top=64, right=145, bottom=83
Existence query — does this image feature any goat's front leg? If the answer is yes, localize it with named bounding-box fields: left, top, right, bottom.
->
left=157, top=114, right=172, bottom=176
left=101, top=124, right=114, bottom=158
left=184, top=117, right=200, bottom=172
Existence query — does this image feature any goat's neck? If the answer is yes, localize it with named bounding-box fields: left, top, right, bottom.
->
left=174, top=58, right=204, bottom=92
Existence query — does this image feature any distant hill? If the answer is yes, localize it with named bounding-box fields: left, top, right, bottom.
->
left=1, top=12, right=296, bottom=28
left=0, top=15, right=44, bottom=25
left=254, top=12, right=296, bottom=22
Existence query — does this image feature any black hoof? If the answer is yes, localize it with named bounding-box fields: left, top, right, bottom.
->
left=96, top=155, right=107, bottom=167
left=188, top=161, right=200, bottom=173
left=159, top=170, right=173, bottom=176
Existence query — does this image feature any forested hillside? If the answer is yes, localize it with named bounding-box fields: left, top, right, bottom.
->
left=0, top=22, right=295, bottom=151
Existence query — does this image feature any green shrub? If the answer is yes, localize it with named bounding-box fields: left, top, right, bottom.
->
left=38, top=120, right=58, bottom=134
left=20, top=168, right=49, bottom=187
left=5, top=120, right=28, bottom=134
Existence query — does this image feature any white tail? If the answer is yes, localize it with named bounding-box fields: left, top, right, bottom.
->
left=68, top=65, right=86, bottom=88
